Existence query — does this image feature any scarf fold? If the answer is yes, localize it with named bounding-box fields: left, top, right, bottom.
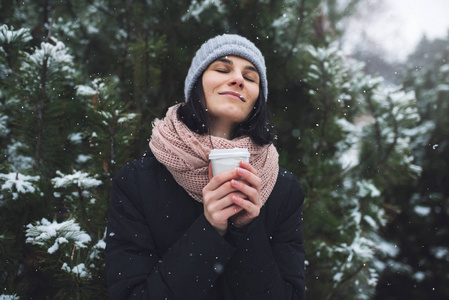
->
left=149, top=103, right=279, bottom=204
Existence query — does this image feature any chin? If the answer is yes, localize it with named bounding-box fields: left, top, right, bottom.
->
left=220, top=109, right=247, bottom=122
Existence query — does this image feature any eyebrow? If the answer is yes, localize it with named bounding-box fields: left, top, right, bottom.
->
left=215, top=58, right=259, bottom=74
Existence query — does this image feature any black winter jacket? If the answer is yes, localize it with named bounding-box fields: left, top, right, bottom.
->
left=105, top=148, right=305, bottom=300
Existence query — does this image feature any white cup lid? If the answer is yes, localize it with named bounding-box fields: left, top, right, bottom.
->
left=209, top=148, right=250, bottom=160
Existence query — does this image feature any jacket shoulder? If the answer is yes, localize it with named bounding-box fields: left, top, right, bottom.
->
left=277, top=167, right=303, bottom=195
left=111, top=148, right=168, bottom=210
left=113, top=148, right=162, bottom=182
left=268, top=167, right=304, bottom=211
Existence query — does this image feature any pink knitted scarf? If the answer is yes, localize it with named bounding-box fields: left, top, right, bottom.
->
left=149, top=104, right=279, bottom=204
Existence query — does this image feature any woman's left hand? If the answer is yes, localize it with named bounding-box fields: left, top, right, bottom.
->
left=229, top=160, right=262, bottom=228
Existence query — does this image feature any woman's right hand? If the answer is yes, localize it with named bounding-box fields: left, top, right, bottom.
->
left=202, top=163, right=245, bottom=236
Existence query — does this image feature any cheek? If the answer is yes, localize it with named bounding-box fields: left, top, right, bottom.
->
left=202, top=77, right=217, bottom=97
left=248, top=86, right=260, bottom=103
left=201, top=81, right=212, bottom=103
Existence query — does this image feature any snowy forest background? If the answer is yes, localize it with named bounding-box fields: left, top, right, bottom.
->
left=0, top=0, right=448, bottom=299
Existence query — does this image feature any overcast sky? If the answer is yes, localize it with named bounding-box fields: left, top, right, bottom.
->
left=343, top=0, right=449, bottom=62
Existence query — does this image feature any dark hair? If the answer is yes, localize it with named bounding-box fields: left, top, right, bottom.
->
left=177, top=77, right=275, bottom=146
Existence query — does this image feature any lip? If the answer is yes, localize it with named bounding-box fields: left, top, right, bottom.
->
left=219, top=91, right=245, bottom=102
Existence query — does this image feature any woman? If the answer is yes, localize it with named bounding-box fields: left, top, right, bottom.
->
left=105, top=34, right=305, bottom=299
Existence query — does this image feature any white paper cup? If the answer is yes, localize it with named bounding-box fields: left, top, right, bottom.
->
left=208, top=148, right=250, bottom=176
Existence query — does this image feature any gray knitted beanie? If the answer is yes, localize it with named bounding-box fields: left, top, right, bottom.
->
left=184, top=34, right=268, bottom=102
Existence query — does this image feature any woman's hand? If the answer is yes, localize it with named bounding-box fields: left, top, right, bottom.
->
left=202, top=164, right=245, bottom=236
left=229, top=160, right=262, bottom=228
left=202, top=161, right=262, bottom=235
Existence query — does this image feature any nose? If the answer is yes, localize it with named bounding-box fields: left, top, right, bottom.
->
left=228, top=72, right=244, bottom=88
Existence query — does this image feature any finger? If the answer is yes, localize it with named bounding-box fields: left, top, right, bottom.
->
left=205, top=168, right=240, bottom=191
left=208, top=162, right=213, bottom=181
left=222, top=204, right=244, bottom=218
left=231, top=191, right=248, bottom=199
left=235, top=167, right=262, bottom=191
left=204, top=180, right=240, bottom=204
left=206, top=193, right=235, bottom=211
left=231, top=194, right=259, bottom=217
left=208, top=203, right=244, bottom=222
left=231, top=179, right=261, bottom=205
left=239, top=160, right=257, bottom=176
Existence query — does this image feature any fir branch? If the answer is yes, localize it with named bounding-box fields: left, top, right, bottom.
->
left=325, top=263, right=366, bottom=300
left=85, top=0, right=117, bottom=18
left=317, top=59, right=330, bottom=155
left=377, top=96, right=399, bottom=171
left=46, top=8, right=56, bottom=43
left=282, top=0, right=307, bottom=66
left=33, top=55, right=48, bottom=173
left=108, top=112, right=117, bottom=175
left=365, top=92, right=383, bottom=154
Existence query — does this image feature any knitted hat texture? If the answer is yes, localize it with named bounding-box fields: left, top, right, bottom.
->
left=184, top=34, right=268, bottom=102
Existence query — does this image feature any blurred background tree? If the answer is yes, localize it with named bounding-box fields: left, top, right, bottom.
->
left=373, top=35, right=449, bottom=300
left=0, top=0, right=446, bottom=299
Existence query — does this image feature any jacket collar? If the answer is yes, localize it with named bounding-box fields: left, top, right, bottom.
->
left=144, top=147, right=154, bottom=158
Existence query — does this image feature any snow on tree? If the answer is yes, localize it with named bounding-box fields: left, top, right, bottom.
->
left=293, top=40, right=420, bottom=299
left=1, top=15, right=108, bottom=299
left=374, top=34, right=449, bottom=299
left=76, top=78, right=139, bottom=175
left=0, top=1, right=434, bottom=299
left=25, top=218, right=106, bottom=299
left=25, top=218, right=92, bottom=253
left=0, top=295, right=20, bottom=300
left=52, top=170, right=102, bottom=190
left=182, top=0, right=226, bottom=22
left=0, top=172, right=40, bottom=201
left=0, top=114, right=8, bottom=137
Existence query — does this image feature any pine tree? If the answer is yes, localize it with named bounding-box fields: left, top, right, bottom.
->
left=0, top=21, right=136, bottom=298
left=277, top=41, right=420, bottom=299
left=0, top=1, right=428, bottom=299
left=374, top=34, right=449, bottom=300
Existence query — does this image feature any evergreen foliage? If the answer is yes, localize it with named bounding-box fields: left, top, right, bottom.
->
left=0, top=1, right=441, bottom=299
left=374, top=34, right=449, bottom=300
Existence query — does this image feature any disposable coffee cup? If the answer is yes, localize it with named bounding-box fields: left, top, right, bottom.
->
left=208, top=148, right=250, bottom=176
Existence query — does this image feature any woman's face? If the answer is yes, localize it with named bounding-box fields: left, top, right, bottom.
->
left=202, top=56, right=260, bottom=133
